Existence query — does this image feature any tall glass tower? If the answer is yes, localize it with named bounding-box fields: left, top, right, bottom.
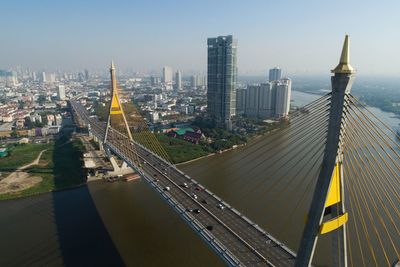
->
left=207, top=35, right=237, bottom=129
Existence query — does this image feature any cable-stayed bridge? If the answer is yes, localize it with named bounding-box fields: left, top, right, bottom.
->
left=70, top=36, right=400, bottom=266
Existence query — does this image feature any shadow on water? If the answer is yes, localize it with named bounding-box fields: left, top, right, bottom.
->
left=51, top=131, right=124, bottom=266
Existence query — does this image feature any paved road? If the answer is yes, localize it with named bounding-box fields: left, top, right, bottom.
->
left=70, top=99, right=297, bottom=267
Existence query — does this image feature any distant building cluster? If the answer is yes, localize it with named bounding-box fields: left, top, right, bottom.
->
left=156, top=67, right=206, bottom=92
left=0, top=66, right=90, bottom=140
left=206, top=35, right=292, bottom=128
left=237, top=76, right=292, bottom=119
left=0, top=34, right=293, bottom=141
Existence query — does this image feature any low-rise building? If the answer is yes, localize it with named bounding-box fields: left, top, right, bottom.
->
left=166, top=127, right=202, bottom=144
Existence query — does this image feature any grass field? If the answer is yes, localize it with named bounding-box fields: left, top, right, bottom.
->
left=0, top=135, right=86, bottom=201
left=0, top=143, right=51, bottom=171
left=157, top=134, right=211, bottom=164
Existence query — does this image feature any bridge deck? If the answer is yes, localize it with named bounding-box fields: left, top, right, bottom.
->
left=70, top=100, right=297, bottom=267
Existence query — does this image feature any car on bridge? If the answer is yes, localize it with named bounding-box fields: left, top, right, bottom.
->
left=195, top=186, right=204, bottom=191
left=217, top=203, right=225, bottom=210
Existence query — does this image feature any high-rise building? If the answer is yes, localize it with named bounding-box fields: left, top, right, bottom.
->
left=57, top=85, right=66, bottom=100
left=258, top=83, right=273, bottom=118
left=191, top=75, right=197, bottom=89
left=207, top=35, right=237, bottom=129
left=238, top=79, right=290, bottom=119
left=84, top=69, right=89, bottom=81
left=162, top=66, right=173, bottom=89
left=245, top=85, right=259, bottom=117
left=175, top=70, right=182, bottom=91
left=236, top=88, right=246, bottom=115
left=269, top=67, right=282, bottom=82
left=275, top=78, right=292, bottom=118
left=242, top=83, right=273, bottom=119
left=48, top=73, right=56, bottom=83
left=41, top=72, right=46, bottom=83
left=196, top=75, right=207, bottom=88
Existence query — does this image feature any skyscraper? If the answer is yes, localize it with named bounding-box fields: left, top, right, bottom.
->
left=41, top=72, right=46, bottom=83
left=269, top=67, right=282, bottom=82
left=84, top=69, right=89, bottom=81
left=275, top=78, right=292, bottom=118
left=57, top=85, right=66, bottom=100
left=175, top=70, right=182, bottom=91
left=162, top=66, right=173, bottom=89
left=207, top=35, right=237, bottom=129
left=191, top=75, right=197, bottom=89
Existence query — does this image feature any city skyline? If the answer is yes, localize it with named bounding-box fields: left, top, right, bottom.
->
left=1, top=1, right=400, bottom=76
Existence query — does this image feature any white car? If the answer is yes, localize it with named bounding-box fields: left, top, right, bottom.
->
left=164, top=186, right=171, bottom=191
left=217, top=203, right=225, bottom=210
left=192, top=194, right=198, bottom=200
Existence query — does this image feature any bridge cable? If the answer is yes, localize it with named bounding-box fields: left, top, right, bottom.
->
left=226, top=103, right=330, bottom=192
left=344, top=111, right=400, bottom=264
left=210, top=94, right=331, bottom=174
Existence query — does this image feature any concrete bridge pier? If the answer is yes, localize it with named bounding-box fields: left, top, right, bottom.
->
left=91, top=134, right=104, bottom=151
left=108, top=156, right=134, bottom=176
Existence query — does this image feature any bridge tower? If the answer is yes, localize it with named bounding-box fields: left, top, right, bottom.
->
left=103, top=61, right=140, bottom=169
left=104, top=61, right=134, bottom=143
left=295, top=35, right=355, bottom=267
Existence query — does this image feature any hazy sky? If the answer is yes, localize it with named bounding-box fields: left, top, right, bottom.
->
left=2, top=0, right=400, bottom=76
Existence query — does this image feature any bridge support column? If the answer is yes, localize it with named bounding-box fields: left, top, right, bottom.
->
left=98, top=141, right=104, bottom=151
left=108, top=156, right=134, bottom=176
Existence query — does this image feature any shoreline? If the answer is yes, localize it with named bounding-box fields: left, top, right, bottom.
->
left=176, top=127, right=283, bottom=166
left=177, top=143, right=248, bottom=166
left=0, top=134, right=87, bottom=201
left=0, top=182, right=88, bottom=202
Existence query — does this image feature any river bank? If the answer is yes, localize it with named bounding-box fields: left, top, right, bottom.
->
left=177, top=143, right=247, bottom=166
left=0, top=134, right=86, bottom=201
left=0, top=148, right=48, bottom=195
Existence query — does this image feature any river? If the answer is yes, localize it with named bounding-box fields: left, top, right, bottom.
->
left=0, top=91, right=399, bottom=267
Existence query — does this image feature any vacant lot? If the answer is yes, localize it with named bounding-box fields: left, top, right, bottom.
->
left=0, top=135, right=86, bottom=200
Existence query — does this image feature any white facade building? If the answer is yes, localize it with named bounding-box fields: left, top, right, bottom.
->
left=162, top=66, right=173, bottom=90
left=57, top=85, right=66, bottom=100
left=275, top=78, right=292, bottom=118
